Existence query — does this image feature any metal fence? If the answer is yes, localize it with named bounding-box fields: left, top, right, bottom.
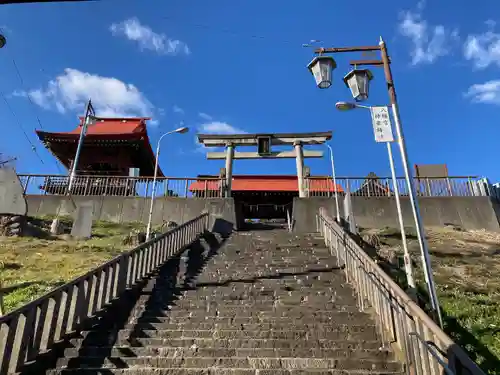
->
left=306, top=176, right=488, bottom=198
left=18, top=174, right=226, bottom=198
left=0, top=213, right=209, bottom=375
left=316, top=208, right=485, bottom=375
left=17, top=174, right=492, bottom=199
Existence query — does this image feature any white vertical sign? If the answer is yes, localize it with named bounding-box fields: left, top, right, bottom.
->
left=370, top=106, right=394, bottom=143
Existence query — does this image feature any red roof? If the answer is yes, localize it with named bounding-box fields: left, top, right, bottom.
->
left=190, top=175, right=344, bottom=193
left=35, top=117, right=162, bottom=176
left=67, top=117, right=151, bottom=135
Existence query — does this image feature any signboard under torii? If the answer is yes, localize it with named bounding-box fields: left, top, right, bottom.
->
left=370, top=106, right=394, bottom=143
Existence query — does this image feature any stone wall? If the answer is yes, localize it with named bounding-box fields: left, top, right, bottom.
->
left=292, top=196, right=500, bottom=233
left=25, top=196, right=237, bottom=233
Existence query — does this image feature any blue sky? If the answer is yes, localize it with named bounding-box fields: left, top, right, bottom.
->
left=0, top=0, right=499, bottom=181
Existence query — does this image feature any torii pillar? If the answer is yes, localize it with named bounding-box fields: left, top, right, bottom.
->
left=225, top=142, right=235, bottom=197
left=294, top=141, right=306, bottom=197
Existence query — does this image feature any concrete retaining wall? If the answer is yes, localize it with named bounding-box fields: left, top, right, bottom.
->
left=26, top=195, right=237, bottom=232
left=293, top=196, right=500, bottom=233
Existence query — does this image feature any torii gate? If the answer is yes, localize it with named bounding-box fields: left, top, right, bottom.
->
left=197, top=131, right=332, bottom=198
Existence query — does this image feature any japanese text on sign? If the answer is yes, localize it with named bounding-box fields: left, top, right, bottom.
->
left=369, top=106, right=394, bottom=143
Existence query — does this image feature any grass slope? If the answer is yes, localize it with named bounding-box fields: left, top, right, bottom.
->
left=360, top=226, right=500, bottom=374
left=0, top=217, right=143, bottom=313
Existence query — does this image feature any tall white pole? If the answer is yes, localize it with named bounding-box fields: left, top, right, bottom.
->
left=386, top=141, right=416, bottom=291
left=391, top=102, right=443, bottom=327
left=68, top=100, right=93, bottom=194
left=377, top=37, right=442, bottom=327
left=326, top=144, right=340, bottom=222
left=145, top=140, right=161, bottom=241
left=145, top=130, right=179, bottom=241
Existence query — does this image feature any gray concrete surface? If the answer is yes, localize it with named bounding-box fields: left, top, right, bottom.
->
left=71, top=202, right=93, bottom=239
left=293, top=196, right=500, bottom=232
left=26, top=196, right=237, bottom=231
left=0, top=169, right=27, bottom=215
left=25, top=194, right=500, bottom=235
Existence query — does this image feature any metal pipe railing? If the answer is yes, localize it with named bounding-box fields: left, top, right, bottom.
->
left=17, top=174, right=488, bottom=198
left=0, top=213, right=209, bottom=374
left=306, top=176, right=485, bottom=198
left=316, top=208, right=485, bottom=375
left=18, top=174, right=225, bottom=198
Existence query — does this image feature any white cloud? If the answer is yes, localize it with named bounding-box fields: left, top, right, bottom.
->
left=198, top=112, right=213, bottom=121
left=10, top=90, right=27, bottom=98
left=398, top=6, right=458, bottom=65
left=110, top=18, right=190, bottom=56
left=199, top=121, right=246, bottom=134
left=194, top=121, right=246, bottom=153
left=465, top=80, right=500, bottom=105
left=173, top=105, right=184, bottom=115
left=464, top=23, right=500, bottom=69
left=21, top=68, right=155, bottom=119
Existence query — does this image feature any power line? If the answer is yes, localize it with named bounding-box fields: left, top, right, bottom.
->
left=0, top=26, right=65, bottom=173
left=1, top=92, right=44, bottom=164
left=1, top=0, right=95, bottom=4
left=161, top=15, right=302, bottom=46
left=12, top=58, right=44, bottom=130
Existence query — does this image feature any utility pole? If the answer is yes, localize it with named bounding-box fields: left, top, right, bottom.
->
left=67, top=99, right=95, bottom=195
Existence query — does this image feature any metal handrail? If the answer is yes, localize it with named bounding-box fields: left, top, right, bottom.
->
left=316, top=208, right=485, bottom=375
left=0, top=213, right=209, bottom=375
left=409, top=332, right=455, bottom=375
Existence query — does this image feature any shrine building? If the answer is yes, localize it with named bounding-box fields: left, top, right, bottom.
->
left=190, top=174, right=343, bottom=219
left=36, top=117, right=160, bottom=195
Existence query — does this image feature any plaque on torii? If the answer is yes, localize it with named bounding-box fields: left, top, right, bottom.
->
left=197, top=132, right=332, bottom=198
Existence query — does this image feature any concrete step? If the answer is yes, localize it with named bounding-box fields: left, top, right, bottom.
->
left=55, top=356, right=403, bottom=372
left=182, top=283, right=350, bottom=291
left=173, top=292, right=354, bottom=301
left=187, top=282, right=349, bottom=290
left=47, top=367, right=405, bottom=375
left=132, top=296, right=355, bottom=309
left=62, top=346, right=391, bottom=360
left=76, top=328, right=378, bottom=341
left=213, top=256, right=336, bottom=262
left=140, top=293, right=355, bottom=304
left=192, top=265, right=344, bottom=280
left=209, top=254, right=334, bottom=260
left=178, top=286, right=353, bottom=294
left=68, top=337, right=385, bottom=351
left=209, top=254, right=334, bottom=259
left=176, top=272, right=344, bottom=280
left=208, top=257, right=334, bottom=263
left=131, top=302, right=359, bottom=314
left=133, top=307, right=362, bottom=319
left=120, top=322, right=377, bottom=333
left=192, top=273, right=344, bottom=280
left=127, top=312, right=371, bottom=325
left=176, top=291, right=354, bottom=299
left=130, top=309, right=363, bottom=321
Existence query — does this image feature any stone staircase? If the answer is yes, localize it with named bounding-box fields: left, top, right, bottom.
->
left=37, top=229, right=404, bottom=375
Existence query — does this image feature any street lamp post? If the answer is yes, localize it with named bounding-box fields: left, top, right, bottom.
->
left=307, top=37, right=442, bottom=327
left=145, top=126, right=189, bottom=241
left=325, top=143, right=340, bottom=222
left=335, top=102, right=416, bottom=294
